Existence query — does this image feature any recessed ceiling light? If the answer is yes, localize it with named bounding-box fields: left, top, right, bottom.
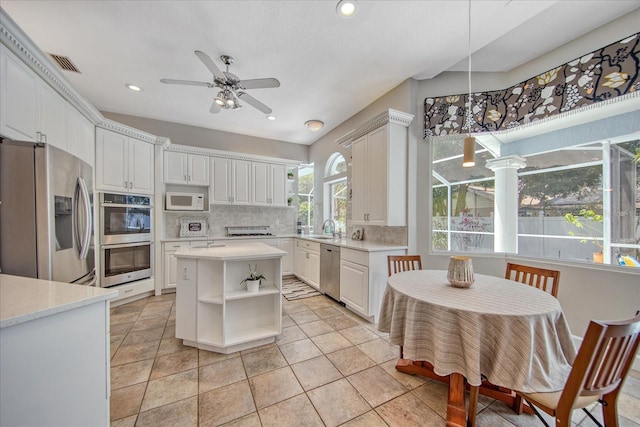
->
left=125, top=84, right=142, bottom=92
left=336, top=0, right=357, bottom=18
left=266, top=115, right=276, bottom=121
left=305, top=120, right=324, bottom=131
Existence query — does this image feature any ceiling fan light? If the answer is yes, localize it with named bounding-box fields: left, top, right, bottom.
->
left=463, top=136, right=476, bottom=167
left=336, top=0, right=357, bottom=18
left=305, top=120, right=324, bottom=131
left=214, top=91, right=226, bottom=106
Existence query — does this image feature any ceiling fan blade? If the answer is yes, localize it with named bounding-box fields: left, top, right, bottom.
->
left=209, top=100, right=222, bottom=113
left=237, top=91, right=272, bottom=114
left=194, top=50, right=225, bottom=80
left=160, top=78, right=213, bottom=88
left=239, top=78, right=281, bottom=89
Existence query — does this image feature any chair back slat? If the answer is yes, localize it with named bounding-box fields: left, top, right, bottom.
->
left=505, top=263, right=560, bottom=298
left=387, top=255, right=422, bottom=277
left=558, top=314, right=640, bottom=414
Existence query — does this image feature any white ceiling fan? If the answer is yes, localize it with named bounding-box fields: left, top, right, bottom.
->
left=161, top=50, right=280, bottom=114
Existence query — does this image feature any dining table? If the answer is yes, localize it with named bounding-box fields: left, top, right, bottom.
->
left=377, top=269, right=576, bottom=427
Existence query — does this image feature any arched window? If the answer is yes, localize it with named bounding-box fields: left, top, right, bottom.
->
left=324, top=153, right=347, bottom=232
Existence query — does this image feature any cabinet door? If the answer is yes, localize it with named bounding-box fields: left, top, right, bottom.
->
left=164, top=250, right=178, bottom=289
left=188, top=154, right=209, bottom=185
left=293, top=242, right=307, bottom=279
left=278, top=238, right=293, bottom=275
left=351, top=135, right=368, bottom=224
left=96, top=128, right=128, bottom=192
left=210, top=157, right=232, bottom=204
left=232, top=160, right=251, bottom=205
left=270, top=164, right=287, bottom=206
left=365, top=126, right=388, bottom=225
left=39, top=83, right=67, bottom=151
left=307, top=249, right=320, bottom=288
left=67, top=106, right=95, bottom=166
left=252, top=162, right=270, bottom=205
left=340, top=260, right=369, bottom=315
left=129, top=138, right=154, bottom=194
left=164, top=151, right=188, bottom=184
left=1, top=45, right=38, bottom=141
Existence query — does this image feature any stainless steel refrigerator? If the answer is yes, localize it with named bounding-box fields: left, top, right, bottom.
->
left=0, top=139, right=95, bottom=284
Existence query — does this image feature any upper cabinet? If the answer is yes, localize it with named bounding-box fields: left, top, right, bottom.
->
left=0, top=45, right=95, bottom=165
left=164, top=151, right=209, bottom=186
left=338, top=109, right=414, bottom=227
left=210, top=157, right=251, bottom=205
left=96, top=128, right=154, bottom=195
left=252, top=162, right=287, bottom=207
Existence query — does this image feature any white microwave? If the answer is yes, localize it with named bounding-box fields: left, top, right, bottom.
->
left=166, top=192, right=204, bottom=211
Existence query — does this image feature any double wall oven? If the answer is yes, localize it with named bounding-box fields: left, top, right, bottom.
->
left=99, top=192, right=153, bottom=287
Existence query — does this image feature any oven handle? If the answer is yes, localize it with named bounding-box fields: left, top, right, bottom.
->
left=75, top=177, right=92, bottom=260
left=101, top=242, right=153, bottom=250
left=100, top=203, right=151, bottom=209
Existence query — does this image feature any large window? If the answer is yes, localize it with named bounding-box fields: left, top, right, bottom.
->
left=324, top=153, right=347, bottom=232
left=298, top=164, right=314, bottom=233
left=430, top=134, right=640, bottom=267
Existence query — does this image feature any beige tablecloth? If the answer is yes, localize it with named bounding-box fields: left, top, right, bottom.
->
left=378, top=270, right=576, bottom=392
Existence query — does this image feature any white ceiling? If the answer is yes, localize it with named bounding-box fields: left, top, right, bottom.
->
left=2, top=1, right=638, bottom=145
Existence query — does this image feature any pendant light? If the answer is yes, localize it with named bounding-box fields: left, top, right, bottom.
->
left=463, top=0, right=476, bottom=168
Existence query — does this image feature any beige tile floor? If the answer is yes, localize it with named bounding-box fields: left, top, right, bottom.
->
left=109, top=292, right=640, bottom=427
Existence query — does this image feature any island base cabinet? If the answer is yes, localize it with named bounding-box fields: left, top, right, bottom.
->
left=0, top=302, right=110, bottom=427
left=175, top=246, right=283, bottom=354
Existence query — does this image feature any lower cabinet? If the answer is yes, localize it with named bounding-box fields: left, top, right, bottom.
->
left=340, top=248, right=405, bottom=322
left=163, top=241, right=191, bottom=290
left=110, top=278, right=155, bottom=304
left=175, top=253, right=283, bottom=354
left=293, top=239, right=320, bottom=288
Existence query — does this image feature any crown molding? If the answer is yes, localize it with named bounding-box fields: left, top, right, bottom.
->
left=336, top=108, right=414, bottom=147
left=96, top=119, right=163, bottom=144
left=166, top=143, right=301, bottom=166
left=0, top=9, right=103, bottom=124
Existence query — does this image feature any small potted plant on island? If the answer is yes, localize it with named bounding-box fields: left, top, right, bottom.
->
left=241, top=264, right=266, bottom=292
left=564, top=209, right=604, bottom=263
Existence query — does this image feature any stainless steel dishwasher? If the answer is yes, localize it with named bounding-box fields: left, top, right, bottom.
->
left=320, top=244, right=341, bottom=301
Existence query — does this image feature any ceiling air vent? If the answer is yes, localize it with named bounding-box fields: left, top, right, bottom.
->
left=48, top=53, right=80, bottom=73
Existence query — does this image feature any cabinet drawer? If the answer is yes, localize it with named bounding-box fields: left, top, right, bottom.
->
left=341, top=248, right=368, bottom=266
left=296, top=239, right=320, bottom=252
left=164, top=242, right=189, bottom=250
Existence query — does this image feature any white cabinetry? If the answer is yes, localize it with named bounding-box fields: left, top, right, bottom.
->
left=163, top=241, right=190, bottom=290
left=293, top=239, right=320, bottom=288
left=210, top=157, right=251, bottom=205
left=0, top=45, right=95, bottom=165
left=96, top=128, right=154, bottom=194
left=339, top=109, right=414, bottom=227
left=252, top=162, right=287, bottom=206
left=278, top=238, right=293, bottom=275
left=175, top=244, right=284, bottom=354
left=339, top=247, right=405, bottom=322
left=164, top=151, right=209, bottom=186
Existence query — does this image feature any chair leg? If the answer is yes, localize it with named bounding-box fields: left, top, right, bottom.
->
left=601, top=393, right=619, bottom=427
left=523, top=398, right=550, bottom=427
left=399, top=345, right=404, bottom=359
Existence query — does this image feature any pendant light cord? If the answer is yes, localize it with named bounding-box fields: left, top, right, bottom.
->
left=467, top=0, right=472, bottom=136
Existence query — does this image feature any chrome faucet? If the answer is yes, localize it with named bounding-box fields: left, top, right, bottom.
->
left=322, top=219, right=337, bottom=237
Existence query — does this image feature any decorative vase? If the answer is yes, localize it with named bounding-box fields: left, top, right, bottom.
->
left=246, top=279, right=260, bottom=292
left=447, top=256, right=474, bottom=288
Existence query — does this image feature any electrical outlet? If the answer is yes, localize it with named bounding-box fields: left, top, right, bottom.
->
left=182, top=267, right=189, bottom=280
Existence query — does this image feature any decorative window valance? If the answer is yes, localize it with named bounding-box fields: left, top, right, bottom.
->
left=424, top=33, right=639, bottom=139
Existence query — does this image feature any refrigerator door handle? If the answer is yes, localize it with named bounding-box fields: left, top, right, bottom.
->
left=75, top=177, right=92, bottom=260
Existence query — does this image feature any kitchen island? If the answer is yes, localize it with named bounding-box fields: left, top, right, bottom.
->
left=174, top=242, right=285, bottom=354
left=0, top=274, right=117, bottom=427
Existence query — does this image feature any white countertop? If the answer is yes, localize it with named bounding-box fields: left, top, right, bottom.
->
left=175, top=242, right=286, bottom=261
left=163, top=235, right=407, bottom=252
left=0, top=275, right=118, bottom=328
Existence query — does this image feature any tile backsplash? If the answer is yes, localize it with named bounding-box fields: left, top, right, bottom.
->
left=164, top=205, right=298, bottom=238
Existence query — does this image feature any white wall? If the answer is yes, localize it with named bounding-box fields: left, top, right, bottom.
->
left=102, top=111, right=308, bottom=162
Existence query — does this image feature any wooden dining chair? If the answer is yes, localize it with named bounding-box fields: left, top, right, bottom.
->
left=387, top=255, right=423, bottom=277
left=517, top=313, right=640, bottom=427
left=505, top=262, right=560, bottom=298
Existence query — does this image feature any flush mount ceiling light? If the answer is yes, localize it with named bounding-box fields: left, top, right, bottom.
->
left=266, top=115, right=276, bottom=121
left=336, top=0, right=357, bottom=18
left=305, top=120, right=324, bottom=131
left=125, top=83, right=142, bottom=92
left=463, top=0, right=476, bottom=168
